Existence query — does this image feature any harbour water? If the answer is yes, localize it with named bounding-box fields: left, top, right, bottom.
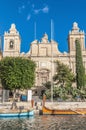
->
left=0, top=115, right=86, bottom=130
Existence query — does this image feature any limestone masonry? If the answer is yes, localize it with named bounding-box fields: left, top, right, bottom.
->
left=2, top=22, right=86, bottom=88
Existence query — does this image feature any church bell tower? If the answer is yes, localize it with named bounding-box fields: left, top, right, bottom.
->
left=3, top=24, right=21, bottom=57
left=68, top=22, right=85, bottom=54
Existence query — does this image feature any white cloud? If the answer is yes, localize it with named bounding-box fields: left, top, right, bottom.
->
left=34, top=9, right=40, bottom=14
left=18, top=5, right=25, bottom=13
left=42, top=6, right=49, bottom=13
left=27, top=14, right=31, bottom=21
left=18, top=2, right=49, bottom=21
left=33, top=5, right=49, bottom=15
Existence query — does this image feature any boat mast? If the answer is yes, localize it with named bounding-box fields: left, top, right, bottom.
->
left=51, top=19, right=54, bottom=102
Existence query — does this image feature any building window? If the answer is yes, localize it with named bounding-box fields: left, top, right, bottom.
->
left=9, top=40, right=14, bottom=49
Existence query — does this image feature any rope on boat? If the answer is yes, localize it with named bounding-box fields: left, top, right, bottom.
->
left=70, top=109, right=85, bottom=115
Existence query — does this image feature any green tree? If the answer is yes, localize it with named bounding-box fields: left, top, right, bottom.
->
left=43, top=81, right=51, bottom=89
left=53, top=61, right=75, bottom=87
left=45, top=61, right=75, bottom=100
left=53, top=61, right=75, bottom=100
left=0, top=57, right=36, bottom=98
left=75, top=39, right=85, bottom=89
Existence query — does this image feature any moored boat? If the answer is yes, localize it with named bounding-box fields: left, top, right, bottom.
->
left=42, top=95, right=86, bottom=115
left=0, top=109, right=34, bottom=117
left=42, top=105, right=86, bottom=115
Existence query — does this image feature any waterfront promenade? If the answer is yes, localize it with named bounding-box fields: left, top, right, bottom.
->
left=0, top=101, right=86, bottom=115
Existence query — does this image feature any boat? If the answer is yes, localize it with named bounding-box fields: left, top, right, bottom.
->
left=0, top=109, right=34, bottom=117
left=42, top=95, right=86, bottom=115
left=42, top=105, right=86, bottom=115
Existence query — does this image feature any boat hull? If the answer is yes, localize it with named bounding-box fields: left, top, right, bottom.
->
left=43, top=106, right=86, bottom=115
left=0, top=110, right=34, bottom=117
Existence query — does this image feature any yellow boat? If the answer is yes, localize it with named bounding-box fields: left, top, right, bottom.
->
left=42, top=105, right=86, bottom=115
left=42, top=95, right=86, bottom=115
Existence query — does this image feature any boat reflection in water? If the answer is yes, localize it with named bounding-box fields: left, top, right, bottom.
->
left=0, top=115, right=86, bottom=130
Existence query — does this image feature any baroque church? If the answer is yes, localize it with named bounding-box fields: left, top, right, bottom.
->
left=2, top=22, right=86, bottom=89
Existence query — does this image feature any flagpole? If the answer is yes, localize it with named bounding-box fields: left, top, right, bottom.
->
left=0, top=36, right=2, bottom=51
left=51, top=19, right=54, bottom=102
left=34, top=22, right=36, bottom=40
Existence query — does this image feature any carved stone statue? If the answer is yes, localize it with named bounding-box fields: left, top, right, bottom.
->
left=41, top=33, right=48, bottom=43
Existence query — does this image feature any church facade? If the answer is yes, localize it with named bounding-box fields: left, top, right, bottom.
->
left=3, top=22, right=86, bottom=88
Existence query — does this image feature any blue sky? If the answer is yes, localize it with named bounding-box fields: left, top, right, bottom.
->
left=0, top=0, right=86, bottom=53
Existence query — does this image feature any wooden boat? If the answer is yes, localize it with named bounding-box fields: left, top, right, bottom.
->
left=42, top=105, right=86, bottom=115
left=42, top=95, right=86, bottom=115
left=0, top=109, right=34, bottom=117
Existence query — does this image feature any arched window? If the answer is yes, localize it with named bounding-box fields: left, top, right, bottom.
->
left=9, top=40, right=14, bottom=49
